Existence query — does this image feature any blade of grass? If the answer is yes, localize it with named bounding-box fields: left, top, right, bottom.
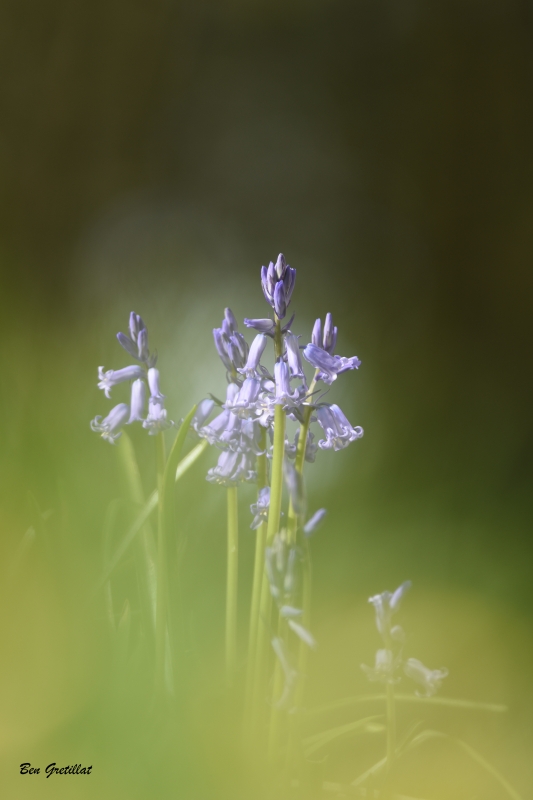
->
left=307, top=693, right=507, bottom=718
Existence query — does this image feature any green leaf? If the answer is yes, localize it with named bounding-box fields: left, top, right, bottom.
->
left=93, top=437, right=207, bottom=594
left=304, top=714, right=384, bottom=758
left=307, top=692, right=507, bottom=717
left=403, top=729, right=522, bottom=800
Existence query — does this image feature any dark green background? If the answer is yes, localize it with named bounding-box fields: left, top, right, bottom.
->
left=0, top=2, right=532, bottom=798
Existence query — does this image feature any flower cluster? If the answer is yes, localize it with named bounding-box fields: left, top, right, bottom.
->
left=361, top=582, right=448, bottom=697
left=194, top=253, right=364, bottom=503
left=91, top=312, right=173, bottom=443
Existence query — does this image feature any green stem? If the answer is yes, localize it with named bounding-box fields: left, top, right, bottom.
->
left=386, top=678, right=396, bottom=773
left=155, top=432, right=167, bottom=698
left=226, top=486, right=239, bottom=687
left=244, top=428, right=268, bottom=733
left=250, top=319, right=286, bottom=746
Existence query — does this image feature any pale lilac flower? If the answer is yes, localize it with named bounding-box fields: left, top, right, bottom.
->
left=285, top=333, right=305, bottom=379
left=128, top=379, right=147, bottom=423
left=206, top=449, right=256, bottom=486
left=368, top=581, right=411, bottom=642
left=273, top=361, right=304, bottom=406
left=303, top=343, right=361, bottom=385
left=226, top=377, right=262, bottom=418
left=117, top=312, right=156, bottom=367
left=316, top=404, right=363, bottom=451
left=243, top=318, right=276, bottom=335
left=191, top=398, right=216, bottom=433
left=303, top=508, right=327, bottom=537
left=91, top=403, right=130, bottom=444
left=284, top=459, right=306, bottom=515
left=142, top=396, right=173, bottom=435
left=237, top=334, right=268, bottom=377
left=403, top=658, right=448, bottom=697
left=98, top=365, right=145, bottom=399
left=250, top=486, right=270, bottom=529
left=260, top=253, right=296, bottom=320
left=361, top=649, right=398, bottom=684
left=213, top=308, right=249, bottom=377
left=147, top=367, right=165, bottom=399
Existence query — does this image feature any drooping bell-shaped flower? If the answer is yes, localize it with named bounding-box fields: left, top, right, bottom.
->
left=249, top=486, right=270, bottom=530
left=285, top=333, right=305, bottom=379
left=128, top=379, right=147, bottom=423
left=403, top=658, right=448, bottom=697
left=316, top=404, right=363, bottom=451
left=303, top=344, right=361, bottom=385
left=213, top=308, right=249, bottom=378
left=97, top=365, right=145, bottom=399
left=361, top=648, right=398, bottom=684
left=237, top=334, right=268, bottom=377
left=91, top=403, right=130, bottom=444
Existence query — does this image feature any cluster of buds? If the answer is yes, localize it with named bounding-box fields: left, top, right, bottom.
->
left=91, top=312, right=173, bottom=444
left=361, top=582, right=448, bottom=697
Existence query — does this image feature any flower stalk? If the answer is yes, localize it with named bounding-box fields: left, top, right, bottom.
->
left=226, top=486, right=239, bottom=687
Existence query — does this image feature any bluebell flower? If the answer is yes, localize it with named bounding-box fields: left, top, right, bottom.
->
left=191, top=398, right=216, bottom=434
left=237, top=334, right=268, bottom=377
left=98, top=365, right=145, bottom=399
left=206, top=449, right=256, bottom=486
left=316, top=404, right=363, bottom=451
left=250, top=486, right=270, bottom=529
left=368, top=581, right=411, bottom=642
left=403, top=658, right=448, bottom=697
left=116, top=312, right=157, bottom=367
left=361, top=649, right=398, bottom=684
left=244, top=314, right=295, bottom=337
left=284, top=333, right=305, bottom=379
left=260, top=253, right=296, bottom=320
left=285, top=429, right=318, bottom=463
left=142, top=396, right=173, bottom=435
left=91, top=403, right=130, bottom=444
left=303, top=344, right=361, bottom=385
left=128, top=379, right=147, bottom=423
left=284, top=459, right=306, bottom=515
left=213, top=308, right=249, bottom=378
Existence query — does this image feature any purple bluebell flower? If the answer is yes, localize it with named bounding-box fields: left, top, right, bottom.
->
left=237, top=334, right=268, bottom=377
left=316, top=404, right=363, bottom=451
left=403, top=658, right=448, bottom=697
left=226, top=377, right=262, bottom=418
left=273, top=361, right=304, bottom=406
left=213, top=308, right=249, bottom=378
left=147, top=367, right=165, bottom=399
left=98, top=365, right=145, bottom=399
left=260, top=253, right=296, bottom=320
left=91, top=403, right=130, bottom=444
left=143, top=396, right=173, bottom=435
left=284, top=333, right=305, bottom=379
left=250, top=486, right=270, bottom=529
left=117, top=311, right=157, bottom=367
left=368, top=581, right=411, bottom=642
left=206, top=449, right=256, bottom=486
left=303, top=508, right=327, bottom=537
left=244, top=318, right=276, bottom=335
left=191, top=398, right=215, bottom=434
left=303, top=344, right=361, bottom=385
left=128, top=379, right=147, bottom=423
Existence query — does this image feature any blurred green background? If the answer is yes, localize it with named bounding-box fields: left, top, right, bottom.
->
left=1, top=1, right=532, bottom=798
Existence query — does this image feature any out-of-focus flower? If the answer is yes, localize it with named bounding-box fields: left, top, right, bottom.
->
left=361, top=649, right=398, bottom=684
left=303, top=508, right=327, bottom=537
left=368, top=581, right=411, bottom=642
left=403, top=658, right=448, bottom=697
left=250, top=487, right=270, bottom=530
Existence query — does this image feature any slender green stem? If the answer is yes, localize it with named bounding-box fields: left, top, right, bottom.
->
left=226, top=486, right=239, bottom=687
left=386, top=679, right=396, bottom=773
left=250, top=319, right=286, bottom=746
left=244, top=427, right=268, bottom=733
left=155, top=432, right=167, bottom=697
